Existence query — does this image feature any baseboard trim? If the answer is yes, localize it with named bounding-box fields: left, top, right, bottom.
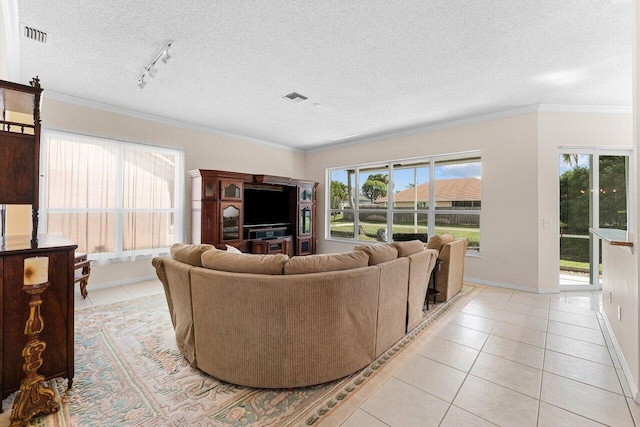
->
left=600, top=311, right=639, bottom=403
left=464, top=277, right=555, bottom=294
left=74, top=275, right=158, bottom=295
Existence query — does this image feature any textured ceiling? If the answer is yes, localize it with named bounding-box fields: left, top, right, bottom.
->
left=16, top=0, right=632, bottom=151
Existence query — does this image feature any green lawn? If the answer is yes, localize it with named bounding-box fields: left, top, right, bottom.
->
left=329, top=216, right=479, bottom=248
left=559, top=259, right=601, bottom=273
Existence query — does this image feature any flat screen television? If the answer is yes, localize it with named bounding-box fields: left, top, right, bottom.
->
left=243, top=186, right=291, bottom=228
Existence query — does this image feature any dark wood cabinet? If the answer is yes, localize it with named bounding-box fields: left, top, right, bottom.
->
left=0, top=78, right=43, bottom=243
left=190, top=170, right=317, bottom=256
left=0, top=79, right=77, bottom=401
left=0, top=233, right=77, bottom=398
left=252, top=236, right=292, bottom=256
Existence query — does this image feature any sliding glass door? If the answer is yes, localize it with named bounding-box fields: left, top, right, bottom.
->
left=558, top=149, right=629, bottom=290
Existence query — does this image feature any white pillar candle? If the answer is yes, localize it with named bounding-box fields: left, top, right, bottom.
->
left=24, top=256, right=49, bottom=285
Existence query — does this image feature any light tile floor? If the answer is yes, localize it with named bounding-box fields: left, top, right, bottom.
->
left=76, top=281, right=640, bottom=426
left=343, top=287, right=640, bottom=427
left=74, top=279, right=164, bottom=309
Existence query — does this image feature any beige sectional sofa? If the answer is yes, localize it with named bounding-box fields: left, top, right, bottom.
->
left=152, top=240, right=438, bottom=388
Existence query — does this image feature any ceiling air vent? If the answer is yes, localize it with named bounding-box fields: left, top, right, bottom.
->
left=20, top=23, right=49, bottom=43
left=282, top=92, right=308, bottom=103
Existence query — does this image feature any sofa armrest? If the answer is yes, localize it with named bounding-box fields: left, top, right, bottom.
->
left=438, top=238, right=467, bottom=261
left=153, top=257, right=198, bottom=367
left=152, top=257, right=171, bottom=314
left=435, top=238, right=468, bottom=302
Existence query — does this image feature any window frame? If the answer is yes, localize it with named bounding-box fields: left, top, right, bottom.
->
left=39, top=129, right=185, bottom=263
left=326, top=151, right=481, bottom=254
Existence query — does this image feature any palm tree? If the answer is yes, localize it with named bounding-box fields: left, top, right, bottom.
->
left=562, top=154, right=579, bottom=166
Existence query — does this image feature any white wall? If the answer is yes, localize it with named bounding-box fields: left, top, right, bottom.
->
left=38, top=98, right=306, bottom=287
left=602, top=244, right=638, bottom=398
left=625, top=0, right=640, bottom=401
left=306, top=113, right=541, bottom=291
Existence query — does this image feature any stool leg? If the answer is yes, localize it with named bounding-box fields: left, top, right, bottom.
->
left=80, top=264, right=90, bottom=298
left=80, top=279, right=88, bottom=299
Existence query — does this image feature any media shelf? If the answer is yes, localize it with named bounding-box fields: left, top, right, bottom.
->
left=189, top=169, right=317, bottom=256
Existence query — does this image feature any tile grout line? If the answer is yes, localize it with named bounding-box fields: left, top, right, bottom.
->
left=539, top=290, right=635, bottom=426
left=437, top=289, right=496, bottom=426
left=537, top=298, right=550, bottom=426
left=354, top=408, right=390, bottom=427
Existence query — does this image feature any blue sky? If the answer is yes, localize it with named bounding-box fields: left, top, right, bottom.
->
left=331, top=161, right=482, bottom=193
left=558, top=154, right=590, bottom=176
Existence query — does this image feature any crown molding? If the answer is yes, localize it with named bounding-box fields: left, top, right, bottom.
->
left=305, top=103, right=633, bottom=154
left=538, top=104, right=631, bottom=114
left=305, top=104, right=543, bottom=153
left=43, top=91, right=304, bottom=153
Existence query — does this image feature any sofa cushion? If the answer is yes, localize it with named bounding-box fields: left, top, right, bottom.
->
left=170, top=243, right=216, bottom=267
left=201, top=250, right=288, bottom=275
left=425, top=233, right=455, bottom=252
left=225, top=245, right=242, bottom=253
left=354, top=244, right=398, bottom=265
left=391, top=240, right=425, bottom=257
left=284, top=251, right=369, bottom=275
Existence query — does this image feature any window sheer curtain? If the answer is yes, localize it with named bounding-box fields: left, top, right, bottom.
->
left=41, top=130, right=184, bottom=264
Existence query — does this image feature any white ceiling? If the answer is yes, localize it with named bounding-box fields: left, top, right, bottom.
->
left=15, top=0, right=632, bottom=151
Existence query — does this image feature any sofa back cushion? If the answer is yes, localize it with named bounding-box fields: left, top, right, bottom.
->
left=354, top=244, right=398, bottom=265
left=171, top=243, right=216, bottom=267
left=284, top=251, right=369, bottom=275
left=202, top=250, right=288, bottom=275
left=391, top=240, right=425, bottom=257
left=425, top=233, right=455, bottom=252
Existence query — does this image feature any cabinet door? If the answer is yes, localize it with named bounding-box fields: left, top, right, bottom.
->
left=298, top=204, right=312, bottom=236
left=201, top=202, right=217, bottom=244
left=202, top=177, right=217, bottom=199
left=220, top=202, right=242, bottom=241
left=298, top=186, right=314, bottom=203
left=297, top=236, right=313, bottom=256
left=220, top=180, right=243, bottom=201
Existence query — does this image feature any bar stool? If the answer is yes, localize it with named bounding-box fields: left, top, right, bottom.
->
left=74, top=253, right=92, bottom=298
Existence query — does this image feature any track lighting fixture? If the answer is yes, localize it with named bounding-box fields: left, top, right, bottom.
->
left=136, top=41, right=172, bottom=89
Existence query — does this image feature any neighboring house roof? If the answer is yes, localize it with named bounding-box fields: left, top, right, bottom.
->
left=379, top=177, right=481, bottom=203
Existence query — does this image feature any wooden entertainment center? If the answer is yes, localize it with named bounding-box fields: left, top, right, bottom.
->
left=190, top=169, right=318, bottom=256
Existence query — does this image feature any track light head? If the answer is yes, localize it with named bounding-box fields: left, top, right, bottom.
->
left=135, top=41, right=172, bottom=88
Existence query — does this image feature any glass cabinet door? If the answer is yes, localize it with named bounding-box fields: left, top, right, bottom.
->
left=299, top=186, right=313, bottom=202
left=203, top=178, right=216, bottom=198
left=298, top=236, right=313, bottom=255
left=220, top=180, right=243, bottom=200
left=299, top=205, right=312, bottom=235
left=221, top=202, right=241, bottom=241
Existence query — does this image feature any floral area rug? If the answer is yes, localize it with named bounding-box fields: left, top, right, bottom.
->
left=3, top=284, right=475, bottom=427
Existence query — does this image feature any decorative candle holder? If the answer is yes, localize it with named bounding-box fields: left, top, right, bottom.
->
left=10, top=257, right=59, bottom=426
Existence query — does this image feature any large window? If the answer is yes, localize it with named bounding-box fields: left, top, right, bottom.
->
left=41, top=130, right=184, bottom=263
left=327, top=152, right=481, bottom=253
